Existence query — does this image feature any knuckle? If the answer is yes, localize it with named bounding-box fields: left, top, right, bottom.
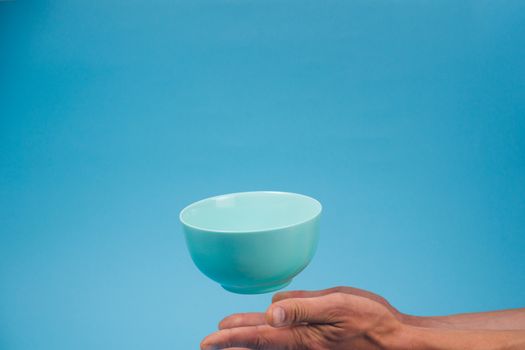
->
left=330, top=292, right=349, bottom=303
left=291, top=327, right=328, bottom=350
left=253, top=327, right=271, bottom=349
left=326, top=293, right=349, bottom=319
left=290, top=327, right=307, bottom=348
left=288, top=301, right=308, bottom=323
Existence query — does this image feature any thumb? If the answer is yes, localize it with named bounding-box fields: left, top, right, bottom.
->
left=266, top=293, right=344, bottom=327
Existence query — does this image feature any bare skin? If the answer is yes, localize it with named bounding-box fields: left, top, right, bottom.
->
left=273, top=287, right=525, bottom=330
left=201, top=286, right=525, bottom=350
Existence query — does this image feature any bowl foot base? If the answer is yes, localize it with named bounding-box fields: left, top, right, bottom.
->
left=222, top=280, right=292, bottom=294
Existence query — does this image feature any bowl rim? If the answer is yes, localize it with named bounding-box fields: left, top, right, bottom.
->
left=179, top=191, right=322, bottom=234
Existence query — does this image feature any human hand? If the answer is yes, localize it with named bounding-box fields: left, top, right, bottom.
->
left=201, top=286, right=525, bottom=350
left=271, top=286, right=405, bottom=322
left=201, top=290, right=405, bottom=350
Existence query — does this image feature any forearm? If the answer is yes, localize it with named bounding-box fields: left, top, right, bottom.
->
left=398, top=326, right=525, bottom=350
left=377, top=325, right=525, bottom=350
left=403, top=309, right=525, bottom=330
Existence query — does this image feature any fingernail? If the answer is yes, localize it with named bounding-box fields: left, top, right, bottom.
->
left=272, top=306, right=285, bottom=326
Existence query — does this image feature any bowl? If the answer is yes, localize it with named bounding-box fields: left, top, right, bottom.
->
left=179, top=191, right=322, bottom=294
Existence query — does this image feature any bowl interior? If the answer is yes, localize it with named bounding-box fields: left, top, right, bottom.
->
left=180, top=191, right=321, bottom=232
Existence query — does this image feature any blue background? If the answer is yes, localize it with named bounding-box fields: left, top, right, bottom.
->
left=1, top=1, right=524, bottom=349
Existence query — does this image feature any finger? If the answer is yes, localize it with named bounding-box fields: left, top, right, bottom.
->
left=267, top=293, right=347, bottom=327
left=201, top=324, right=292, bottom=350
left=272, top=287, right=345, bottom=303
left=272, top=287, right=397, bottom=312
left=219, top=313, right=266, bottom=330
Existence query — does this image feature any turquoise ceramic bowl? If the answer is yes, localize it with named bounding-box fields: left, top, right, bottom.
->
left=180, top=191, right=322, bottom=294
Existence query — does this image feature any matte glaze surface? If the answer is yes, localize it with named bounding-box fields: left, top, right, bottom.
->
left=180, top=192, right=321, bottom=294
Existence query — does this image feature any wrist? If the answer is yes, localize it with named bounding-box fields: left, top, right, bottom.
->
left=400, top=314, right=454, bottom=328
